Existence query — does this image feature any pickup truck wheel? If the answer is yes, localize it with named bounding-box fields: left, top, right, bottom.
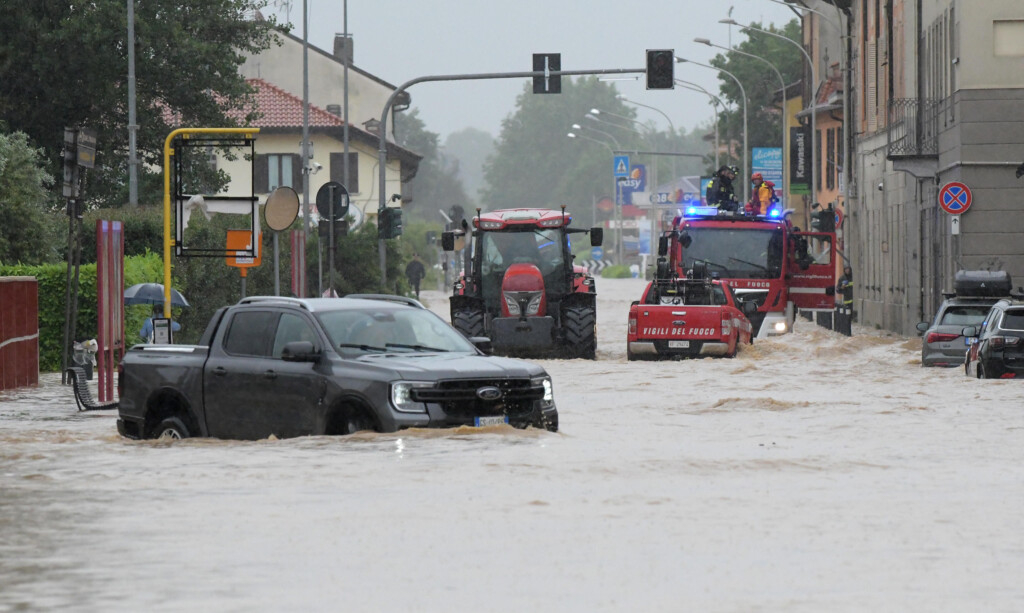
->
left=452, top=309, right=485, bottom=339
left=153, top=416, right=190, bottom=440
left=562, top=305, right=596, bottom=360
left=341, top=410, right=377, bottom=435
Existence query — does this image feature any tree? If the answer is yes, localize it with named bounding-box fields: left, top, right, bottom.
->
left=394, top=108, right=473, bottom=224
left=0, top=131, right=60, bottom=264
left=708, top=19, right=803, bottom=174
left=481, top=77, right=709, bottom=225
left=442, top=128, right=495, bottom=205
left=0, top=1, right=280, bottom=209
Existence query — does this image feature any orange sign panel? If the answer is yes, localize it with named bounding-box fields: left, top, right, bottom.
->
left=226, top=230, right=262, bottom=268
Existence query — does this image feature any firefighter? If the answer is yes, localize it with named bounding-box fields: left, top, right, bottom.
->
left=745, top=173, right=777, bottom=216
left=837, top=265, right=854, bottom=308
left=706, top=165, right=739, bottom=212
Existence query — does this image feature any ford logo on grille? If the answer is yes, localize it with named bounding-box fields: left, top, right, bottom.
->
left=476, top=386, right=503, bottom=401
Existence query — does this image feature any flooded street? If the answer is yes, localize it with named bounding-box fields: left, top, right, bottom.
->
left=3, top=277, right=1024, bottom=612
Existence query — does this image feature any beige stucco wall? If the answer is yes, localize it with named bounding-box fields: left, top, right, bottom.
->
left=240, top=32, right=398, bottom=139
left=927, top=0, right=1024, bottom=91
left=219, top=131, right=402, bottom=226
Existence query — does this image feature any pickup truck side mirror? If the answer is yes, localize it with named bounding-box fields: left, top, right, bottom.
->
left=589, top=227, right=604, bottom=247
left=916, top=322, right=930, bottom=333
left=281, top=340, right=320, bottom=362
left=468, top=336, right=493, bottom=355
left=742, top=300, right=758, bottom=316
left=961, top=326, right=978, bottom=338
left=657, top=236, right=669, bottom=257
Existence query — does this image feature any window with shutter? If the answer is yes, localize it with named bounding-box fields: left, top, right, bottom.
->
left=867, top=41, right=877, bottom=132
left=254, top=154, right=268, bottom=193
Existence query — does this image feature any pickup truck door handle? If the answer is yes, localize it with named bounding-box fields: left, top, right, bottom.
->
left=263, top=370, right=278, bottom=380
left=212, top=367, right=227, bottom=376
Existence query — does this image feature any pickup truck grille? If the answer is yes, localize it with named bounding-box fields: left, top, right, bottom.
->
left=412, top=378, right=542, bottom=418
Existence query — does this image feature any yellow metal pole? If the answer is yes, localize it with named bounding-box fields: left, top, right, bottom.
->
left=162, top=128, right=258, bottom=317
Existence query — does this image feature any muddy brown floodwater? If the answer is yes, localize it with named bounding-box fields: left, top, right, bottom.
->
left=2, top=278, right=1023, bottom=612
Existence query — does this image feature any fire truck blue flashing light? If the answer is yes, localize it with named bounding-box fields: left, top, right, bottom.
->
left=768, top=208, right=782, bottom=218
left=685, top=205, right=719, bottom=217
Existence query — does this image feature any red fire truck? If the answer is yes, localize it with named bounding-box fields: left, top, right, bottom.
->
left=657, top=205, right=838, bottom=339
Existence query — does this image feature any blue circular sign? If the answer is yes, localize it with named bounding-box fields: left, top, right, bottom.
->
left=591, top=246, right=604, bottom=261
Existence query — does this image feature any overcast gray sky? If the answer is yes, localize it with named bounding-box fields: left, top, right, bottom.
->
left=265, top=0, right=801, bottom=139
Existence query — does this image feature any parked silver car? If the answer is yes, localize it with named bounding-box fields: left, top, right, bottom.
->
left=917, top=297, right=999, bottom=367
left=917, top=270, right=1013, bottom=367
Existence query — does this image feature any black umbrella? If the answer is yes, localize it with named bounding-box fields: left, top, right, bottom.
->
left=124, top=283, right=190, bottom=308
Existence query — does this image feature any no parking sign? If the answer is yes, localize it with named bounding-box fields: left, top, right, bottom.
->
left=938, top=181, right=972, bottom=215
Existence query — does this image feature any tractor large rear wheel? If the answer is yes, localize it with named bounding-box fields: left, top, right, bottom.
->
left=452, top=308, right=486, bottom=339
left=562, top=305, right=596, bottom=359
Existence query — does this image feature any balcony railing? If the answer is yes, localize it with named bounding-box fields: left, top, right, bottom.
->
left=887, top=98, right=940, bottom=158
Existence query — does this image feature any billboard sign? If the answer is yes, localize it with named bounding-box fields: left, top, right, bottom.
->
left=789, top=126, right=810, bottom=194
left=753, top=147, right=784, bottom=204
left=618, top=164, right=646, bottom=206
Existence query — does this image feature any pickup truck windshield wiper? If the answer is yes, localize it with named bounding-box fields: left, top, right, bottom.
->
left=385, top=343, right=449, bottom=353
left=337, top=343, right=387, bottom=353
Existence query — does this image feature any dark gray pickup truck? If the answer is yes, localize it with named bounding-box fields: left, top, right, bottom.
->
left=117, top=295, right=558, bottom=440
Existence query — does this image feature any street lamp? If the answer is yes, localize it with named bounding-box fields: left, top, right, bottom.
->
left=614, top=96, right=678, bottom=184
left=721, top=17, right=818, bottom=204
left=572, top=122, right=620, bottom=149
left=762, top=0, right=849, bottom=210
left=570, top=126, right=623, bottom=264
left=598, top=105, right=675, bottom=183
left=694, top=37, right=788, bottom=203
left=674, top=79, right=724, bottom=169
left=568, top=132, right=613, bottom=227
left=676, top=56, right=749, bottom=203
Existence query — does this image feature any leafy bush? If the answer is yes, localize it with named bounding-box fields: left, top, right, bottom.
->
left=601, top=264, right=633, bottom=279
left=1, top=251, right=162, bottom=371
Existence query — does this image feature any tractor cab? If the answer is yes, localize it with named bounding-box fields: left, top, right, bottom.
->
left=441, top=207, right=603, bottom=359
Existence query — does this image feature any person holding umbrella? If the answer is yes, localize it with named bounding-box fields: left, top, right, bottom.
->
left=139, top=304, right=180, bottom=343
left=124, top=283, right=189, bottom=343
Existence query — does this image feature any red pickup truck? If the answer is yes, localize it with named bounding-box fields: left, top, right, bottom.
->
left=627, top=276, right=755, bottom=360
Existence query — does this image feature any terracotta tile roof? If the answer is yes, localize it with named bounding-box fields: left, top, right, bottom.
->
left=239, top=78, right=344, bottom=128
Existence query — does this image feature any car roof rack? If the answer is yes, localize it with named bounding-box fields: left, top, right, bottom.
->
left=344, top=293, right=426, bottom=309
left=238, top=296, right=312, bottom=310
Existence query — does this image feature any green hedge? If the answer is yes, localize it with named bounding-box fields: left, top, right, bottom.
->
left=1, top=251, right=163, bottom=372
left=601, top=264, right=633, bottom=279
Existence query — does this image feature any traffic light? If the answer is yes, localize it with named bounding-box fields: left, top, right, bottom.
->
left=379, top=207, right=403, bottom=239
left=646, top=49, right=675, bottom=90
left=810, top=205, right=835, bottom=233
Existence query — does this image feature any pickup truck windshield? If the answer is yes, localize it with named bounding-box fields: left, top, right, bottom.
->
left=682, top=228, right=783, bottom=279
left=318, top=309, right=477, bottom=355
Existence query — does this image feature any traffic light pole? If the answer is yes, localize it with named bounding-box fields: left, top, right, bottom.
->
left=375, top=67, right=645, bottom=287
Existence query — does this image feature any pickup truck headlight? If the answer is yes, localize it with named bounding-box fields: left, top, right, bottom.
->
left=390, top=381, right=433, bottom=413
left=532, top=376, right=554, bottom=409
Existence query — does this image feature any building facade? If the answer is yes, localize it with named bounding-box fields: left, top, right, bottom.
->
left=805, top=0, right=1024, bottom=335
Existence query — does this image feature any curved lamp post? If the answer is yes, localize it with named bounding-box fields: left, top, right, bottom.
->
left=675, top=79, right=725, bottom=169
left=695, top=37, right=788, bottom=202
left=762, top=0, right=849, bottom=209
left=570, top=126, right=623, bottom=263
left=721, top=17, right=818, bottom=204
left=597, top=104, right=677, bottom=182
left=676, top=56, right=749, bottom=203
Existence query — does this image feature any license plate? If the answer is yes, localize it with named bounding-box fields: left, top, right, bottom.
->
left=474, top=415, right=508, bottom=427
left=668, top=340, right=690, bottom=349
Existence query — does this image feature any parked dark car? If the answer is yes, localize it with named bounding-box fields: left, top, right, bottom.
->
left=117, top=295, right=558, bottom=440
left=917, top=270, right=1012, bottom=367
left=963, top=299, right=1024, bottom=379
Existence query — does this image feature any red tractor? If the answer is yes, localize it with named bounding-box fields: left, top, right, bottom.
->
left=441, top=207, right=603, bottom=359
